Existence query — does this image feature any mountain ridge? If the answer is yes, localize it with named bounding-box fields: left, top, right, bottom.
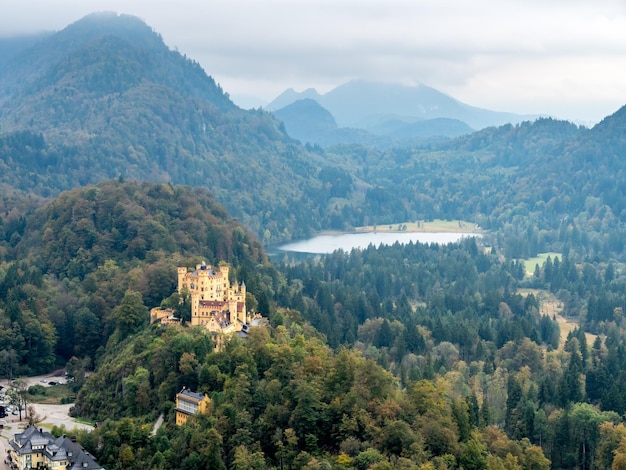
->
left=1, top=12, right=626, bottom=254
left=0, top=12, right=333, bottom=242
left=273, top=98, right=473, bottom=148
left=266, top=79, right=539, bottom=130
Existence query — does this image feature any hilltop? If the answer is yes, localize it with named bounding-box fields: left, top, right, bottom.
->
left=0, top=179, right=271, bottom=370
left=0, top=12, right=331, bottom=242
left=1, top=13, right=626, bottom=263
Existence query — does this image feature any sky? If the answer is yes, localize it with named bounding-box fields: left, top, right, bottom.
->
left=1, top=0, right=626, bottom=125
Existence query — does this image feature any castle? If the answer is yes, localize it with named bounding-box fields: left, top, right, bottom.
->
left=177, top=262, right=247, bottom=334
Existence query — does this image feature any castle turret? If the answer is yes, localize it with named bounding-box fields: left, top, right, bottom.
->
left=177, top=266, right=189, bottom=293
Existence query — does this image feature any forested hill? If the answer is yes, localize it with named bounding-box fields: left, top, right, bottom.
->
left=0, top=12, right=233, bottom=111
left=2, top=12, right=626, bottom=255
left=0, top=12, right=330, bottom=242
left=0, top=179, right=273, bottom=373
left=330, top=112, right=626, bottom=260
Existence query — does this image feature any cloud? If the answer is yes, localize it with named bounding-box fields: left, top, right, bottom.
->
left=1, top=0, right=625, bottom=122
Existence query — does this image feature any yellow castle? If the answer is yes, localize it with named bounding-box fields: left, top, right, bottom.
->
left=177, top=262, right=247, bottom=334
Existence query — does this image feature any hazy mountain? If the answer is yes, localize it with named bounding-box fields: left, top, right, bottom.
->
left=0, top=12, right=235, bottom=119
left=274, top=98, right=338, bottom=135
left=267, top=87, right=323, bottom=111
left=267, top=80, right=538, bottom=130
left=272, top=99, right=375, bottom=147
left=273, top=98, right=473, bottom=148
left=2, top=12, right=626, bottom=251
left=0, top=32, right=53, bottom=71
left=0, top=12, right=336, bottom=242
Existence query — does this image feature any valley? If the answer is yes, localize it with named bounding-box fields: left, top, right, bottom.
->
left=0, top=11, right=626, bottom=470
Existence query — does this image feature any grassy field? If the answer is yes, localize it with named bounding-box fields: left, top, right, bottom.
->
left=520, top=252, right=561, bottom=276
left=354, top=219, right=481, bottom=233
left=518, top=287, right=596, bottom=348
left=27, top=384, right=76, bottom=405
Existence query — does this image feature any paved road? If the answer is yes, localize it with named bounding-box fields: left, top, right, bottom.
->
left=151, top=413, right=164, bottom=436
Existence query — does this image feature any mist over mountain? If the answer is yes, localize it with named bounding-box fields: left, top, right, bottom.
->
left=1, top=12, right=626, bottom=258
left=273, top=98, right=473, bottom=148
left=0, top=12, right=335, bottom=242
left=267, top=79, right=538, bottom=131
left=0, top=32, right=52, bottom=71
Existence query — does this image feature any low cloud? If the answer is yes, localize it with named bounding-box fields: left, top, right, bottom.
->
left=2, top=0, right=625, bottom=122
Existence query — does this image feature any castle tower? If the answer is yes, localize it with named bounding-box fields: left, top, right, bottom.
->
left=177, top=267, right=188, bottom=294
left=219, top=264, right=230, bottom=281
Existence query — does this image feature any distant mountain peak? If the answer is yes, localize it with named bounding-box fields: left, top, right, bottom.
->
left=274, top=98, right=338, bottom=135
left=0, top=11, right=235, bottom=130
left=267, top=79, right=538, bottom=130
left=265, top=87, right=322, bottom=111
left=57, top=11, right=165, bottom=51
left=66, top=11, right=151, bottom=29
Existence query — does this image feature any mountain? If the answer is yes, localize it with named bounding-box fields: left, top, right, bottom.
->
left=266, top=87, right=323, bottom=111
left=0, top=32, right=52, bottom=71
left=272, top=99, right=381, bottom=147
left=273, top=99, right=473, bottom=148
left=273, top=98, right=338, bottom=137
left=0, top=12, right=338, bottom=242
left=267, top=80, right=538, bottom=130
left=0, top=12, right=234, bottom=122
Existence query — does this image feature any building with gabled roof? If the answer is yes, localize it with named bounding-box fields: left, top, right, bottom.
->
left=175, top=387, right=211, bottom=426
left=8, top=426, right=103, bottom=470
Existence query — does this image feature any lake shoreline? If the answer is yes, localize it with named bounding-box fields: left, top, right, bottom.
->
left=316, top=219, right=483, bottom=237
left=275, top=229, right=482, bottom=255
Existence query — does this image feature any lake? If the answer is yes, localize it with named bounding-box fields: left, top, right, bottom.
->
left=274, top=231, right=480, bottom=255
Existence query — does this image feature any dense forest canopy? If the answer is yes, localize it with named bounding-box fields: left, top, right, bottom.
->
left=1, top=180, right=626, bottom=469
left=2, top=11, right=626, bottom=470
left=0, top=180, right=269, bottom=373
